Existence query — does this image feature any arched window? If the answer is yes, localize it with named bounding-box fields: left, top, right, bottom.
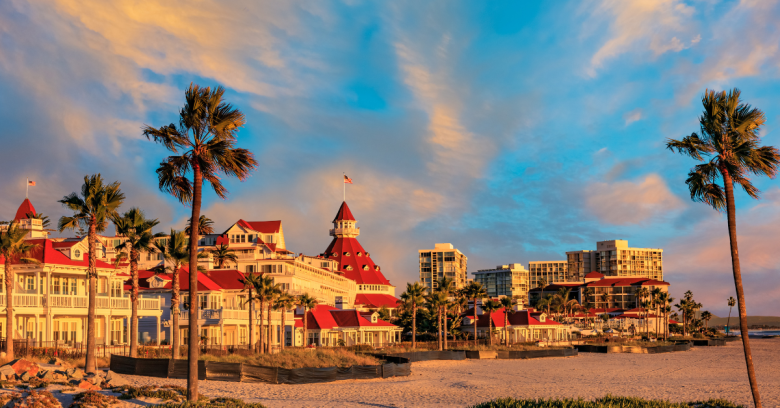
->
left=74, top=250, right=81, bottom=258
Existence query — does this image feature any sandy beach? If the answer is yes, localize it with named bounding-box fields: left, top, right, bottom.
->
left=120, top=339, right=779, bottom=408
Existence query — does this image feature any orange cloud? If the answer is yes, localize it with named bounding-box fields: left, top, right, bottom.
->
left=585, top=174, right=684, bottom=225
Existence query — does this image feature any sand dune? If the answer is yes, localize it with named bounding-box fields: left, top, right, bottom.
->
left=124, top=338, right=780, bottom=408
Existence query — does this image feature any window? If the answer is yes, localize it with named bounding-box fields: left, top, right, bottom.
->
left=71, top=279, right=77, bottom=295
left=248, top=234, right=254, bottom=243
left=62, top=277, right=69, bottom=294
left=74, top=250, right=81, bottom=258
left=240, top=234, right=246, bottom=243
left=199, top=294, right=208, bottom=310
left=230, top=235, right=236, bottom=244
left=265, top=235, right=274, bottom=244
left=52, top=278, right=61, bottom=295
left=245, top=265, right=255, bottom=273
left=26, top=277, right=34, bottom=291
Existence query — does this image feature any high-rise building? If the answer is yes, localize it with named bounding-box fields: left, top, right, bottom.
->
left=528, top=260, right=568, bottom=289
left=472, top=264, right=530, bottom=303
left=566, top=250, right=599, bottom=282
left=418, top=243, right=468, bottom=291
left=596, top=239, right=663, bottom=280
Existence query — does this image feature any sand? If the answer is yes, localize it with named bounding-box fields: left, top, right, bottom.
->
left=118, top=338, right=779, bottom=408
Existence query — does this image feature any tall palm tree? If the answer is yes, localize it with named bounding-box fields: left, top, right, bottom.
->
left=667, top=88, right=779, bottom=408
left=400, top=282, right=427, bottom=349
left=185, top=215, right=214, bottom=236
left=665, top=304, right=673, bottom=340
left=239, top=273, right=262, bottom=351
left=701, top=311, right=713, bottom=330
left=500, top=297, right=517, bottom=347
left=296, top=293, right=318, bottom=347
left=651, top=288, right=662, bottom=338
left=273, top=292, right=295, bottom=351
left=0, top=225, right=40, bottom=360
left=58, top=174, right=125, bottom=374
left=464, top=282, right=487, bottom=346
left=426, top=291, right=448, bottom=351
left=481, top=299, right=500, bottom=346
left=726, top=296, right=736, bottom=336
left=155, top=230, right=199, bottom=359
left=145, top=83, right=258, bottom=401
left=436, top=277, right=455, bottom=349
left=209, top=244, right=238, bottom=269
left=537, top=278, right=547, bottom=289
left=641, top=300, right=652, bottom=337
left=251, top=275, right=277, bottom=353
left=25, top=211, right=52, bottom=230
left=264, top=281, right=282, bottom=353
left=111, top=208, right=159, bottom=358
left=635, top=287, right=648, bottom=309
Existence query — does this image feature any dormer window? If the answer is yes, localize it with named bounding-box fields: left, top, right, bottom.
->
left=371, top=313, right=378, bottom=323
left=540, top=313, right=546, bottom=323
left=74, top=250, right=81, bottom=258
left=357, top=252, right=362, bottom=256
left=343, top=252, right=351, bottom=256
left=374, top=265, right=380, bottom=271
left=345, top=265, right=353, bottom=271
left=332, top=252, right=338, bottom=257
left=362, top=265, right=369, bottom=271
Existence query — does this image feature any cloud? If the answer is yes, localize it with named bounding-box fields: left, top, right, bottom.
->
left=587, top=0, right=699, bottom=76
left=623, top=108, right=643, bottom=125
left=585, top=174, right=685, bottom=225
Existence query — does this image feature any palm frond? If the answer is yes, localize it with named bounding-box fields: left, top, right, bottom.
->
left=686, top=167, right=726, bottom=211
left=666, top=133, right=712, bottom=161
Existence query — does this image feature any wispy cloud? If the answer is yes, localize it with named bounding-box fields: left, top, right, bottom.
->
left=585, top=174, right=685, bottom=225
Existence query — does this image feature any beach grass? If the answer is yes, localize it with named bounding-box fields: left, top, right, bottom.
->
left=149, top=398, right=268, bottom=408
left=470, top=395, right=744, bottom=408
left=197, top=348, right=380, bottom=369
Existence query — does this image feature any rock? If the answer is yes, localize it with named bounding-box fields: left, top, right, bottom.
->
left=104, top=371, right=128, bottom=387
left=52, top=373, right=66, bottom=381
left=0, top=373, right=5, bottom=381
left=85, top=374, right=102, bottom=387
left=4, top=359, right=40, bottom=377
left=38, top=370, right=54, bottom=380
left=66, top=368, right=85, bottom=379
left=0, top=364, right=16, bottom=378
left=48, top=358, right=71, bottom=369
left=19, top=372, right=31, bottom=382
left=78, top=380, right=96, bottom=390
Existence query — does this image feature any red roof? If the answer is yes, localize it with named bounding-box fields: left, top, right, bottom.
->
left=333, top=201, right=355, bottom=222
left=204, top=270, right=248, bottom=290
left=332, top=310, right=395, bottom=327
left=466, top=310, right=562, bottom=328
left=295, top=305, right=396, bottom=329
left=0, top=239, right=116, bottom=268
left=354, top=294, right=400, bottom=309
left=235, top=220, right=282, bottom=234
left=585, top=277, right=669, bottom=287
left=51, top=240, right=81, bottom=249
left=584, top=271, right=605, bottom=279
left=324, top=237, right=389, bottom=285
left=14, top=198, right=36, bottom=222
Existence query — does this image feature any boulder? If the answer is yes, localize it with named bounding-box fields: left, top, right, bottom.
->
left=104, top=371, right=128, bottom=387
left=0, top=364, right=18, bottom=378
left=85, top=374, right=103, bottom=387
left=66, top=368, right=85, bottom=379
left=5, top=359, right=40, bottom=377
left=48, top=358, right=71, bottom=369
left=78, top=380, right=101, bottom=391
left=0, top=373, right=6, bottom=381
left=19, top=372, right=31, bottom=382
left=52, top=372, right=67, bottom=382
left=38, top=370, right=54, bottom=380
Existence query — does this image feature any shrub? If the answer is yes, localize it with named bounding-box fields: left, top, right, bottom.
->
left=70, top=390, right=119, bottom=408
left=198, top=349, right=380, bottom=369
left=7, top=390, right=62, bottom=408
left=150, top=397, right=268, bottom=408
left=118, top=385, right=185, bottom=402
left=469, top=396, right=744, bottom=408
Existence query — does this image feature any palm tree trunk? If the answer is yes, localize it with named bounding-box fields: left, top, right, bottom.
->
left=473, top=298, right=478, bottom=347
left=443, top=307, right=448, bottom=350
left=487, top=312, right=492, bottom=346
left=85, top=220, right=98, bottom=374
left=727, top=306, right=733, bottom=336
left=258, top=300, right=265, bottom=353
left=171, top=267, right=180, bottom=359
left=437, top=307, right=442, bottom=351
left=303, top=308, right=308, bottom=347
left=130, top=250, right=139, bottom=358
left=722, top=172, right=762, bottom=408
left=281, top=309, right=286, bottom=351
left=267, top=303, right=272, bottom=353
left=504, top=312, right=509, bottom=347
left=248, top=289, right=254, bottom=352
left=187, top=163, right=203, bottom=402
left=5, top=258, right=14, bottom=360
left=411, top=304, right=417, bottom=349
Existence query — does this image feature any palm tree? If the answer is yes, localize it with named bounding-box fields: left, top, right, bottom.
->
left=667, top=88, right=779, bottom=408
left=464, top=282, right=487, bottom=346
left=111, top=208, right=160, bottom=358
left=701, top=311, right=713, bottom=331
left=500, top=297, right=517, bottom=346
left=209, top=244, right=238, bottom=269
left=145, top=83, right=258, bottom=401
left=537, top=278, right=547, bottom=289
left=58, top=174, right=125, bottom=374
left=665, top=304, right=673, bottom=340
left=426, top=292, right=448, bottom=351
left=185, top=215, right=214, bottom=236
left=0, top=225, right=40, bottom=360
left=239, top=273, right=263, bottom=351
left=25, top=211, right=52, bottom=230
left=264, top=281, right=282, bottom=353
left=436, top=277, right=455, bottom=349
left=296, top=293, right=318, bottom=347
left=155, top=230, right=198, bottom=359
left=251, top=275, right=278, bottom=353
left=635, top=287, right=648, bottom=309
left=727, top=296, right=736, bottom=336
left=400, top=282, right=427, bottom=349
left=599, top=292, right=611, bottom=310
left=482, top=299, right=500, bottom=346
left=641, top=300, right=651, bottom=337
left=273, top=293, right=295, bottom=351
left=651, top=288, right=662, bottom=338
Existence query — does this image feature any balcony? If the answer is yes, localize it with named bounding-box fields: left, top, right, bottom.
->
left=329, top=227, right=360, bottom=237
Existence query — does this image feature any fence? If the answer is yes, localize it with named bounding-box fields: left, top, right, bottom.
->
left=575, top=343, right=692, bottom=354
left=0, top=341, right=140, bottom=359
left=109, top=355, right=411, bottom=385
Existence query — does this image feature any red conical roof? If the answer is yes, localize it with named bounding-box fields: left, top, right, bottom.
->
left=332, top=201, right=355, bottom=222
left=14, top=198, right=36, bottom=222
left=324, top=237, right=390, bottom=285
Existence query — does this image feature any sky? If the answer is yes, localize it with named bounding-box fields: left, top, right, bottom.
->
left=1, top=0, right=779, bottom=317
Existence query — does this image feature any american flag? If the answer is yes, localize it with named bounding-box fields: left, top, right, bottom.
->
left=344, top=175, right=353, bottom=184
left=27, top=180, right=36, bottom=186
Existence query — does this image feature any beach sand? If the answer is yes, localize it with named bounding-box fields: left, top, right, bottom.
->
left=121, top=338, right=779, bottom=408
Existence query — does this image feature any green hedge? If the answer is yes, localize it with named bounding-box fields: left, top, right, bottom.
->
left=469, top=396, right=743, bottom=408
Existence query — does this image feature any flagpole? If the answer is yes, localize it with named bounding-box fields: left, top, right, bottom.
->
left=26, top=178, right=28, bottom=199
left=343, top=173, right=346, bottom=202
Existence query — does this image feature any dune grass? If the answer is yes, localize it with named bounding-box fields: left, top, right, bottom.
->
left=0, top=355, right=110, bottom=369
left=470, top=396, right=743, bottom=408
left=198, top=349, right=380, bottom=369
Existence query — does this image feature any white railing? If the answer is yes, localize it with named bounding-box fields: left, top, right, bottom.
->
left=221, top=309, right=249, bottom=320
left=49, top=295, right=88, bottom=308
left=329, top=227, right=359, bottom=236
left=139, top=298, right=159, bottom=310
left=111, top=298, right=130, bottom=309
left=14, top=294, right=39, bottom=307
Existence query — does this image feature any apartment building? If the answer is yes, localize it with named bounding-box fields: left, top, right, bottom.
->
left=528, top=272, right=670, bottom=310
left=472, top=264, right=530, bottom=303
left=595, top=240, right=664, bottom=280
left=418, top=243, right=468, bottom=291
left=566, top=250, right=599, bottom=282
left=528, top=260, right=568, bottom=289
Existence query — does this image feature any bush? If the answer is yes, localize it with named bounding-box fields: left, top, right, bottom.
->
left=118, top=385, right=186, bottom=402
left=469, top=396, right=744, bottom=408
left=70, top=390, right=118, bottom=408
left=198, top=349, right=380, bottom=369
left=150, top=397, right=268, bottom=408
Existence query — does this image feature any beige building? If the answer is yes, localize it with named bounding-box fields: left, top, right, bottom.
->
left=528, top=260, right=568, bottom=289
left=418, top=243, right=468, bottom=291
left=596, top=240, right=663, bottom=280
left=472, top=264, right=530, bottom=304
left=566, top=250, right=599, bottom=282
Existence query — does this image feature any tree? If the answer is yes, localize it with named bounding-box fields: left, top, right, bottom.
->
left=635, top=287, right=648, bottom=309
left=209, top=244, right=238, bottom=269
left=463, top=282, right=487, bottom=346
left=0, top=224, right=40, bottom=360
left=599, top=292, right=611, bottom=310
left=297, top=293, right=318, bottom=347
left=58, top=174, right=125, bottom=374
left=25, top=211, right=52, bottom=229
left=145, top=83, right=258, bottom=401
left=239, top=273, right=263, bottom=351
left=273, top=292, right=295, bottom=351
left=185, top=215, right=214, bottom=236
left=651, top=288, right=662, bottom=338
left=426, top=291, right=448, bottom=350
left=252, top=275, right=279, bottom=353
left=376, top=306, right=391, bottom=322
left=436, top=277, right=455, bottom=350
left=500, top=297, right=517, bottom=346
left=482, top=299, right=500, bottom=346
left=265, top=281, right=281, bottom=353
left=537, top=278, right=547, bottom=289
left=111, top=208, right=160, bottom=358
left=641, top=300, right=651, bottom=337
left=701, top=311, right=713, bottom=330
left=667, top=88, right=779, bottom=408
left=400, top=282, right=427, bottom=348
left=727, top=296, right=736, bottom=336
left=155, top=230, right=199, bottom=358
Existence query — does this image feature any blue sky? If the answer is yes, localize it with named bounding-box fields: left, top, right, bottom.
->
left=1, top=0, right=779, bottom=316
